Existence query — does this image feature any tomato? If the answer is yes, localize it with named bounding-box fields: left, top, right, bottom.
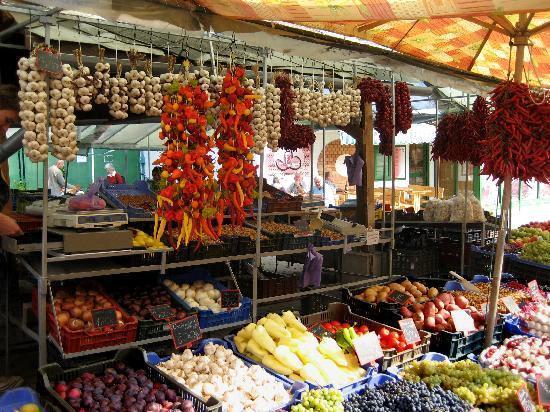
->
left=341, top=323, right=350, bottom=329
left=322, top=322, right=332, bottom=330
left=388, top=337, right=400, bottom=348
left=390, top=331, right=400, bottom=340
left=331, top=320, right=341, bottom=327
left=397, top=342, right=407, bottom=352
left=379, top=328, right=390, bottom=338
left=359, top=325, right=369, bottom=334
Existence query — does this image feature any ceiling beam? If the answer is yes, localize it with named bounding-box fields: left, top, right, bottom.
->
left=528, top=21, right=550, bottom=36
left=467, top=24, right=495, bottom=71
left=464, top=17, right=509, bottom=36
left=356, top=20, right=391, bottom=33
left=489, top=14, right=516, bottom=35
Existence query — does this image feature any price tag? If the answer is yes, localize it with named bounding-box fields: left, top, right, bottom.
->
left=308, top=323, right=334, bottom=339
left=353, top=331, right=384, bottom=366
left=36, top=49, right=62, bottom=75
left=451, top=309, right=476, bottom=333
left=220, top=289, right=241, bottom=309
left=517, top=384, right=537, bottom=412
left=92, top=308, right=118, bottom=328
left=537, top=377, right=550, bottom=407
left=169, top=314, right=201, bottom=350
left=398, top=318, right=421, bottom=345
left=502, top=296, right=521, bottom=314
left=149, top=304, right=174, bottom=320
left=388, top=290, right=410, bottom=304
left=528, top=280, right=544, bottom=302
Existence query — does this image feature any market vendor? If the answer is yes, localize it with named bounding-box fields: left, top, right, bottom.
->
left=312, top=176, right=324, bottom=195
left=48, top=159, right=76, bottom=197
left=105, top=163, right=125, bottom=184
left=287, top=172, right=308, bottom=196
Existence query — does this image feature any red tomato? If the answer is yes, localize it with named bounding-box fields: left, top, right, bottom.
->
left=322, top=322, right=332, bottom=330
left=341, top=323, right=350, bottom=328
left=390, top=331, right=400, bottom=340
left=397, top=342, right=407, bottom=352
left=331, top=320, right=341, bottom=327
left=379, top=328, right=390, bottom=338
left=359, top=325, right=369, bottom=334
left=399, top=334, right=407, bottom=342
left=388, top=337, right=400, bottom=348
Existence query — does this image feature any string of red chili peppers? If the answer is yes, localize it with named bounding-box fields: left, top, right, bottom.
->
left=213, top=66, right=259, bottom=226
left=480, top=80, right=549, bottom=184
left=395, top=81, right=413, bottom=135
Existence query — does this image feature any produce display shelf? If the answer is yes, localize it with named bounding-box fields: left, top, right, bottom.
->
left=46, top=319, right=251, bottom=359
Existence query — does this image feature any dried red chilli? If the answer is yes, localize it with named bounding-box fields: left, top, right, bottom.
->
left=395, top=81, right=412, bottom=135
left=357, top=78, right=394, bottom=156
left=275, top=73, right=316, bottom=151
left=479, top=81, right=549, bottom=184
left=432, top=112, right=459, bottom=162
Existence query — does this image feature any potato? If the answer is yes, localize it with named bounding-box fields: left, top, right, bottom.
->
left=410, top=288, right=423, bottom=298
left=389, top=283, right=406, bottom=293
left=377, top=292, right=388, bottom=302
left=427, top=287, right=439, bottom=298
left=413, top=311, right=424, bottom=322
left=435, top=314, right=444, bottom=325
left=445, top=304, right=460, bottom=312
left=425, top=316, right=436, bottom=329
left=402, top=280, right=413, bottom=288
left=401, top=306, right=413, bottom=318
left=423, top=302, right=437, bottom=317
left=434, top=323, right=446, bottom=332
left=412, top=281, right=427, bottom=294
left=414, top=320, right=424, bottom=330
left=433, top=299, right=445, bottom=310
left=411, top=303, right=424, bottom=313
left=455, top=295, right=470, bottom=309
left=439, top=309, right=451, bottom=320
left=438, top=292, right=452, bottom=305
left=417, top=296, right=428, bottom=303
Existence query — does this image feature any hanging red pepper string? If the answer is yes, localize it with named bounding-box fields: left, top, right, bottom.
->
left=479, top=80, right=549, bottom=184
left=216, top=66, right=258, bottom=226
left=395, top=81, right=413, bottom=135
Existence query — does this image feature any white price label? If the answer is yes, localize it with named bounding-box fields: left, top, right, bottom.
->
left=451, top=309, right=476, bottom=333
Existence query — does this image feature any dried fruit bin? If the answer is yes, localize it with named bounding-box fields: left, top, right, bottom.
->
left=160, top=268, right=251, bottom=329
left=147, top=338, right=306, bottom=411
left=37, top=347, right=222, bottom=412
left=300, top=303, right=431, bottom=372
left=98, top=180, right=157, bottom=219
left=0, top=387, right=41, bottom=412
left=430, top=317, right=504, bottom=361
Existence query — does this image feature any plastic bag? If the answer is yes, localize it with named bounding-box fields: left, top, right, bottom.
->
left=450, top=194, right=474, bottom=222
left=68, top=181, right=106, bottom=211
left=434, top=199, right=452, bottom=222
left=423, top=199, right=438, bottom=222
left=470, top=193, right=486, bottom=222
left=301, top=244, right=323, bottom=288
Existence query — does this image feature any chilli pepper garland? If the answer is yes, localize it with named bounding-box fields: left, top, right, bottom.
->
left=214, top=66, right=259, bottom=226
left=395, top=81, right=413, bottom=135
left=155, top=75, right=220, bottom=249
left=479, top=81, right=550, bottom=184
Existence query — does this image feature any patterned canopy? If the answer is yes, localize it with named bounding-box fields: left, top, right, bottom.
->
left=176, top=0, right=550, bottom=86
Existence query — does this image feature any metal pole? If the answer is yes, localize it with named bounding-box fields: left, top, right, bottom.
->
left=485, top=16, right=527, bottom=347
left=390, top=73, right=396, bottom=274
left=322, top=128, right=326, bottom=199
left=309, top=143, right=313, bottom=198
left=147, top=134, right=151, bottom=179
left=252, top=50, right=268, bottom=321
left=39, top=15, right=55, bottom=367
left=460, top=95, right=470, bottom=275
left=382, top=155, right=386, bottom=226
left=434, top=100, right=439, bottom=198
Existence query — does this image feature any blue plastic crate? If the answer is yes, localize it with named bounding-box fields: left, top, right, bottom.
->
left=160, top=268, right=251, bottom=329
left=0, top=388, right=40, bottom=412
left=147, top=338, right=306, bottom=411
left=503, top=314, right=537, bottom=338
left=385, top=352, right=449, bottom=380
left=444, top=273, right=516, bottom=291
left=99, top=180, right=156, bottom=219
left=224, top=334, right=376, bottom=389
left=340, top=373, right=396, bottom=399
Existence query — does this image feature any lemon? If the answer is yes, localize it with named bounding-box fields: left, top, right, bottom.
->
left=20, top=404, right=40, bottom=412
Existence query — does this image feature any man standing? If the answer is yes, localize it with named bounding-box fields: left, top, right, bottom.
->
left=48, top=159, right=74, bottom=197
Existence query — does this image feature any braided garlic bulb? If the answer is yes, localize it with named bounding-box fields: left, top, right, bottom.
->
left=265, top=82, right=281, bottom=152
left=93, top=48, right=110, bottom=105
left=206, top=72, right=223, bottom=129
left=250, top=81, right=267, bottom=154
left=350, top=86, right=362, bottom=121
left=308, top=86, right=322, bottom=125
left=294, top=78, right=311, bottom=122
left=17, top=56, right=49, bottom=162
left=160, top=55, right=177, bottom=93
left=73, top=50, right=94, bottom=112
left=126, top=69, right=146, bottom=115
left=144, top=64, right=162, bottom=117
left=108, top=63, right=129, bottom=120
left=50, top=64, right=78, bottom=161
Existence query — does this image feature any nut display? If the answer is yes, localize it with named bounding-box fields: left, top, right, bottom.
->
left=355, top=280, right=438, bottom=304
left=261, top=222, right=301, bottom=235
left=449, top=283, right=529, bottom=314
left=116, top=194, right=156, bottom=211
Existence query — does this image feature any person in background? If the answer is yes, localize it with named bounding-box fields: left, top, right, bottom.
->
left=311, top=176, right=324, bottom=195
left=0, top=83, right=25, bottom=391
left=149, top=166, right=162, bottom=192
left=105, top=163, right=125, bottom=184
left=272, top=176, right=283, bottom=191
left=287, top=172, right=307, bottom=196
left=48, top=159, right=75, bottom=197
left=323, top=172, right=337, bottom=207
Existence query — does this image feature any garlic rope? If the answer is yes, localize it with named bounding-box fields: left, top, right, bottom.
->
left=264, top=83, right=281, bottom=152
left=160, top=55, right=177, bottom=93
left=93, top=48, right=110, bottom=105
left=350, top=86, right=362, bottom=120
left=308, top=86, right=322, bottom=126
left=206, top=72, right=223, bottom=129
left=294, top=78, right=311, bottom=122
left=144, top=61, right=162, bottom=116
left=50, top=64, right=78, bottom=161
left=250, top=81, right=267, bottom=154
left=108, top=63, right=129, bottom=120
left=73, top=49, right=94, bottom=112
left=17, top=56, right=48, bottom=162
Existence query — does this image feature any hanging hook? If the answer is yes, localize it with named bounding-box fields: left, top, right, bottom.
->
left=57, top=21, right=61, bottom=53
left=77, top=16, right=81, bottom=51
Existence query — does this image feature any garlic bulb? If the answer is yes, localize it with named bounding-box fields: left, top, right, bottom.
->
left=144, top=62, right=162, bottom=116
left=126, top=68, right=146, bottom=115
left=250, top=81, right=267, bottom=154
left=308, top=87, right=322, bottom=125
left=265, top=83, right=281, bottom=152
left=160, top=55, right=177, bottom=93
left=17, top=56, right=49, bottom=162
left=294, top=78, right=311, bottom=122
left=206, top=72, right=223, bottom=129
left=73, top=49, right=94, bottom=112
left=50, top=64, right=78, bottom=161
left=108, top=63, right=129, bottom=120
left=93, top=48, right=110, bottom=105
left=350, top=86, right=362, bottom=120
left=317, top=85, right=333, bottom=128
left=332, top=89, right=351, bottom=127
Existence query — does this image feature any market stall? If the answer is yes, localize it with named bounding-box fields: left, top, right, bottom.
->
left=0, top=2, right=548, bottom=412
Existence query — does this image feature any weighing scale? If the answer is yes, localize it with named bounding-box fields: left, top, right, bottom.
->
left=50, top=209, right=128, bottom=229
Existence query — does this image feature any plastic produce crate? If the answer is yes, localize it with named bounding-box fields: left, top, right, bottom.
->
left=239, top=270, right=299, bottom=299
left=300, top=303, right=431, bottom=372
left=37, top=347, right=222, bottom=412
left=508, top=254, right=550, bottom=286
left=468, top=245, right=511, bottom=276
left=502, top=314, right=536, bottom=338
left=392, top=248, right=439, bottom=278
left=99, top=180, right=157, bottom=219
left=0, top=388, right=41, bottom=412
left=225, top=334, right=374, bottom=389
left=340, top=373, right=396, bottom=399
left=160, top=267, right=251, bottom=329
left=385, top=352, right=449, bottom=380
left=147, top=338, right=306, bottom=411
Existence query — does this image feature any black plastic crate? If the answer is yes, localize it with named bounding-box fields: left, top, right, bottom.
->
left=37, top=348, right=222, bottom=412
left=282, top=235, right=310, bottom=250
left=392, top=248, right=438, bottom=277
left=508, top=255, right=550, bottom=286
left=429, top=318, right=504, bottom=361
left=468, top=245, right=511, bottom=277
